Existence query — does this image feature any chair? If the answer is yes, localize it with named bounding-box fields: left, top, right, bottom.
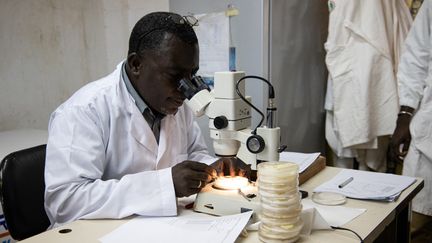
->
left=0, top=144, right=50, bottom=240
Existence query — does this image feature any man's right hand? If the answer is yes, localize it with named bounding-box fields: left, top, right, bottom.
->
left=388, top=107, right=414, bottom=164
left=171, top=161, right=217, bottom=197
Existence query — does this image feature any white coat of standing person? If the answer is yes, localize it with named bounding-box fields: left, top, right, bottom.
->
left=389, top=0, right=432, bottom=230
left=44, top=12, right=250, bottom=228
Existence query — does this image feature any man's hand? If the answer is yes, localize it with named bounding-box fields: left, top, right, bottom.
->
left=172, top=161, right=217, bottom=197
left=388, top=108, right=414, bottom=164
left=210, top=157, right=251, bottom=179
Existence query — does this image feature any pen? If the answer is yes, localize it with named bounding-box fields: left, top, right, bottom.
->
left=338, top=177, right=354, bottom=188
left=238, top=189, right=251, bottom=202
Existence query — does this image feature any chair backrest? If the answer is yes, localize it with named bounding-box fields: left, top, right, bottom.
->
left=0, top=144, right=50, bottom=240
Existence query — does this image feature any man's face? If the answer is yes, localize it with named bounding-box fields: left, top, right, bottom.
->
left=132, top=33, right=199, bottom=115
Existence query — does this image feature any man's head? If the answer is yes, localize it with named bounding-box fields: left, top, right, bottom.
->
left=126, top=12, right=199, bottom=115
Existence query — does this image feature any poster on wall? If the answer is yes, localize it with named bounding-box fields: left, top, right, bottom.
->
left=193, top=11, right=230, bottom=88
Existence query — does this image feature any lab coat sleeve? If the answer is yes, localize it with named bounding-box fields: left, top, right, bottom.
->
left=183, top=106, right=217, bottom=165
left=398, top=0, right=431, bottom=109
left=44, top=107, right=177, bottom=228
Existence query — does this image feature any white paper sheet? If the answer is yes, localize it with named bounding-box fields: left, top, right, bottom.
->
left=300, top=207, right=331, bottom=236
left=194, top=12, right=229, bottom=79
left=313, top=169, right=416, bottom=201
left=279, top=152, right=320, bottom=173
left=302, top=199, right=366, bottom=227
left=99, top=211, right=253, bottom=243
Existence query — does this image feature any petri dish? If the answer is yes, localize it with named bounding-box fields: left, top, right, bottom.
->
left=311, top=192, right=346, bottom=206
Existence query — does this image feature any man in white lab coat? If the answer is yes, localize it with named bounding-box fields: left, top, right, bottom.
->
left=324, top=0, right=412, bottom=172
left=389, top=0, right=432, bottom=230
left=44, top=12, right=248, bottom=228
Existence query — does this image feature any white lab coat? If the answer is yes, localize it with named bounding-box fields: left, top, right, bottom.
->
left=44, top=63, right=216, bottom=228
left=325, top=0, right=412, bottom=170
left=399, top=0, right=432, bottom=216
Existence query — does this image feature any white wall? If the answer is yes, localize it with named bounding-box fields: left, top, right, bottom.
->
left=0, top=0, right=169, bottom=131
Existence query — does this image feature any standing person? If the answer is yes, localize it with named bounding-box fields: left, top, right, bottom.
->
left=325, top=0, right=412, bottom=172
left=44, top=12, right=248, bottom=228
left=389, top=0, right=432, bottom=231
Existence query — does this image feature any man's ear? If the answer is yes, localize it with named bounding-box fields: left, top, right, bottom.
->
left=126, top=53, right=143, bottom=76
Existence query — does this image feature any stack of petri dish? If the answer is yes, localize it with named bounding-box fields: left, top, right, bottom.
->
left=257, top=162, right=303, bottom=243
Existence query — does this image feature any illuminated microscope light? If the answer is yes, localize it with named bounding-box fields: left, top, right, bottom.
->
left=213, top=176, right=250, bottom=190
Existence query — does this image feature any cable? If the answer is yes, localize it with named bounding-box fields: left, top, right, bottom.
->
left=331, top=226, right=364, bottom=243
left=235, top=75, right=275, bottom=134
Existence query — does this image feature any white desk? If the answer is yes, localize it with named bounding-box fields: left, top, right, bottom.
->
left=21, top=167, right=423, bottom=243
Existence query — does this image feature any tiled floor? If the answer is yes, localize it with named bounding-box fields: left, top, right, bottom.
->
left=412, top=221, right=432, bottom=243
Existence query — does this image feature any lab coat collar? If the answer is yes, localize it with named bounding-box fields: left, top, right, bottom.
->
left=130, top=109, right=159, bottom=156
left=121, top=61, right=147, bottom=114
left=115, top=62, right=178, bottom=160
left=116, top=63, right=177, bottom=163
left=113, top=62, right=159, bottom=155
left=129, top=109, right=179, bottom=164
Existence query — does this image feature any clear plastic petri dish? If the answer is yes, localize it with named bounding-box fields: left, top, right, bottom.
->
left=311, top=192, right=347, bottom=205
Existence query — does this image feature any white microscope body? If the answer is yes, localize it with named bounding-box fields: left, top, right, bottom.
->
left=181, top=71, right=282, bottom=218
left=184, top=71, right=280, bottom=169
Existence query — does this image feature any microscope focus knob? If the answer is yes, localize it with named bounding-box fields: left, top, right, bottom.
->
left=214, top=116, right=228, bottom=129
left=246, top=135, right=265, bottom=154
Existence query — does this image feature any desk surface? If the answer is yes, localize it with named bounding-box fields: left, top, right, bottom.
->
left=22, top=167, right=424, bottom=243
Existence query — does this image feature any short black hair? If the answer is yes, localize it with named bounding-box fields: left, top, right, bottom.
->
left=128, top=12, right=198, bottom=55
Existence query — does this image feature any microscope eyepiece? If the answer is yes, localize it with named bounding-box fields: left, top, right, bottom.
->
left=178, top=76, right=210, bottom=100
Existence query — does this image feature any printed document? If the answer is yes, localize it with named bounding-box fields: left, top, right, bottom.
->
left=313, top=169, right=416, bottom=201
left=99, top=211, right=252, bottom=243
left=194, top=12, right=229, bottom=79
